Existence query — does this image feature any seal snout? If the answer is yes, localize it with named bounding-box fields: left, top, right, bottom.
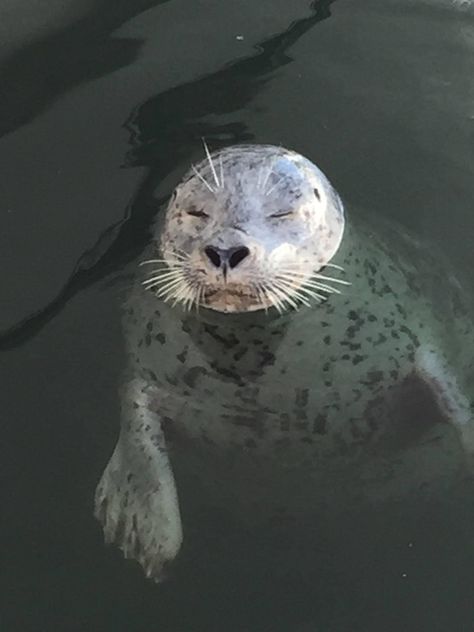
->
left=204, top=245, right=250, bottom=271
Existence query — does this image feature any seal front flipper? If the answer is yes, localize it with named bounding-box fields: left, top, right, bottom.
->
left=415, top=346, right=474, bottom=462
left=94, top=376, right=183, bottom=581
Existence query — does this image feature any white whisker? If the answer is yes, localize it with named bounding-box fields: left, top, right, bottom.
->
left=142, top=268, right=183, bottom=279
left=256, top=166, right=264, bottom=191
left=168, top=247, right=191, bottom=261
left=312, top=273, right=351, bottom=286
left=295, top=285, right=326, bottom=302
left=254, top=283, right=268, bottom=313
left=273, top=279, right=310, bottom=309
left=273, top=280, right=299, bottom=310
left=274, top=279, right=313, bottom=307
left=271, top=280, right=300, bottom=310
left=304, top=280, right=341, bottom=295
left=324, top=262, right=345, bottom=271
left=142, top=268, right=184, bottom=281
left=265, top=175, right=285, bottom=197
left=202, top=138, right=220, bottom=188
left=273, top=272, right=340, bottom=300
left=142, top=272, right=183, bottom=287
left=196, top=283, right=204, bottom=312
left=260, top=165, right=273, bottom=193
left=172, top=282, right=196, bottom=308
left=260, top=283, right=282, bottom=313
left=219, top=154, right=224, bottom=189
left=189, top=282, right=201, bottom=311
left=154, top=277, right=186, bottom=296
left=139, top=253, right=187, bottom=266
left=192, top=164, right=215, bottom=193
left=265, top=282, right=292, bottom=312
left=183, top=284, right=196, bottom=311
left=140, top=259, right=169, bottom=267
left=275, top=273, right=338, bottom=293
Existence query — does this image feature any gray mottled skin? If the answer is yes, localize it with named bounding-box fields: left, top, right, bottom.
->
left=95, top=144, right=474, bottom=580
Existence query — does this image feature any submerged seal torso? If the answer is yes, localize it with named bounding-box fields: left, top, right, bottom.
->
left=95, top=144, right=474, bottom=579
left=126, top=212, right=473, bottom=512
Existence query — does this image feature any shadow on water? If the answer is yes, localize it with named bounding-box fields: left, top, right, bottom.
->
left=0, top=0, right=335, bottom=351
left=0, top=0, right=172, bottom=139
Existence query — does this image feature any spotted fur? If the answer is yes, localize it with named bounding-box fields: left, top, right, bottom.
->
left=95, top=144, right=474, bottom=580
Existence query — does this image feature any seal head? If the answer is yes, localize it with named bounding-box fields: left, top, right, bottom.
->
left=148, top=144, right=345, bottom=313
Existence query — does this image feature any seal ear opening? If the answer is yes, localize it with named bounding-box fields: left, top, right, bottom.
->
left=313, top=187, right=321, bottom=201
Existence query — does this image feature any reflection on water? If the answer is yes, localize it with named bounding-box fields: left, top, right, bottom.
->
left=2, top=0, right=474, bottom=630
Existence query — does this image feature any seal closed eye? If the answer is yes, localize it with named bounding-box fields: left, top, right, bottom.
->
left=95, top=143, right=474, bottom=582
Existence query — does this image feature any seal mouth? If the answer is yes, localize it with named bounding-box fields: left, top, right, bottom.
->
left=202, top=284, right=264, bottom=313
left=204, top=285, right=259, bottom=300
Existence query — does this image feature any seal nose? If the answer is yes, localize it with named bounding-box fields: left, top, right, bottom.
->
left=204, top=245, right=250, bottom=269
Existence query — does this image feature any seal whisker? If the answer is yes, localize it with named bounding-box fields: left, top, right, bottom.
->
left=324, top=262, right=345, bottom=272
left=272, top=280, right=311, bottom=309
left=275, top=262, right=348, bottom=281
left=140, top=259, right=171, bottom=266
left=265, top=175, right=285, bottom=197
left=155, top=286, right=186, bottom=303
left=312, top=273, right=351, bottom=286
left=143, top=266, right=184, bottom=276
left=254, top=283, right=269, bottom=314
left=192, top=165, right=216, bottom=194
left=140, top=255, right=187, bottom=266
left=188, top=281, right=202, bottom=312
left=154, top=277, right=188, bottom=297
left=142, top=270, right=184, bottom=284
left=219, top=154, right=224, bottom=189
left=170, top=286, right=191, bottom=308
left=268, top=281, right=299, bottom=310
left=275, top=273, right=340, bottom=295
left=167, top=281, right=193, bottom=307
left=143, top=269, right=183, bottom=280
left=256, top=166, right=264, bottom=191
left=183, top=284, right=197, bottom=311
left=183, top=284, right=199, bottom=310
left=270, top=282, right=295, bottom=309
left=143, top=279, right=181, bottom=292
left=304, top=280, right=342, bottom=295
left=143, top=276, right=184, bottom=290
left=274, top=278, right=315, bottom=307
left=195, top=283, right=204, bottom=312
left=274, top=272, right=336, bottom=300
left=202, top=139, right=220, bottom=188
left=295, top=284, right=326, bottom=302
left=162, top=248, right=191, bottom=262
left=260, top=283, right=284, bottom=314
left=260, top=164, right=274, bottom=193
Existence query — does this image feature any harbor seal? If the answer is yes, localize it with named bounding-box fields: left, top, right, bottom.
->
left=95, top=143, right=474, bottom=580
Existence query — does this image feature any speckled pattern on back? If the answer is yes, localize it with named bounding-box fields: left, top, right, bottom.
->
left=125, top=210, right=474, bottom=513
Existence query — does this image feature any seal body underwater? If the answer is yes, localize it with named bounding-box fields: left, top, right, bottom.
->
left=95, top=144, right=474, bottom=580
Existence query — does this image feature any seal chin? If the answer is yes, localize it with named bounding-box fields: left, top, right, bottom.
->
left=202, top=285, right=267, bottom=314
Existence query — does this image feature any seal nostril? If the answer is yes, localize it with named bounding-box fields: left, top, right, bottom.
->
left=229, top=246, right=250, bottom=269
left=205, top=245, right=249, bottom=269
left=204, top=246, right=221, bottom=268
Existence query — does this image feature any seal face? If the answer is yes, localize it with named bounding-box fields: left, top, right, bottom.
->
left=95, top=143, right=474, bottom=581
left=154, top=144, right=345, bottom=313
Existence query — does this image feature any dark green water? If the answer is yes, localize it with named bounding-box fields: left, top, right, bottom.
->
left=1, top=1, right=474, bottom=630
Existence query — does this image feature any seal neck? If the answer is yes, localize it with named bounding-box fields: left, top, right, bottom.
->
left=181, top=302, right=303, bottom=331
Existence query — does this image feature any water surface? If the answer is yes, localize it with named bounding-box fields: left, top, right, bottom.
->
left=2, top=1, right=474, bottom=630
